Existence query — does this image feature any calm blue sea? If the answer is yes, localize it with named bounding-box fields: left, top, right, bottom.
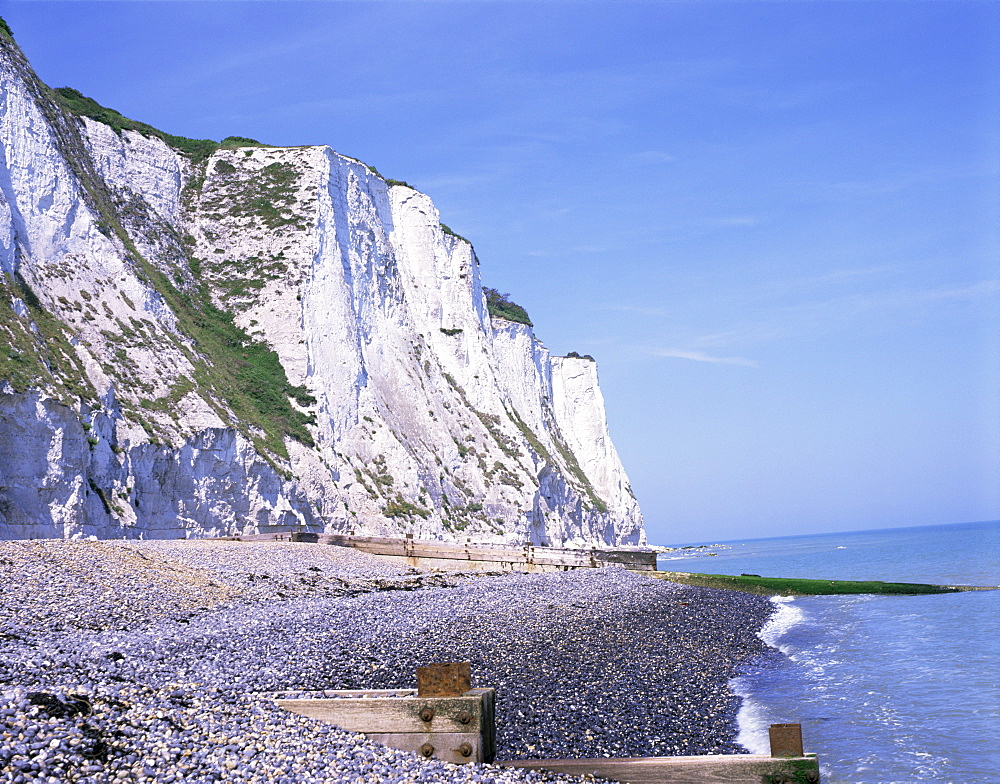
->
left=656, top=520, right=1000, bottom=784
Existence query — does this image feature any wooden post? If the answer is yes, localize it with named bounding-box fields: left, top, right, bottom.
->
left=769, top=723, right=804, bottom=757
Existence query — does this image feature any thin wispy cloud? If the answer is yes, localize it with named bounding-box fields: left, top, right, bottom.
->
left=912, top=279, right=1000, bottom=302
left=719, top=264, right=903, bottom=306
left=693, top=279, right=1000, bottom=348
left=823, top=166, right=980, bottom=199
left=411, top=173, right=495, bottom=192
left=629, top=150, right=676, bottom=165
left=600, top=304, right=668, bottom=317
left=797, top=278, right=1000, bottom=316
left=713, top=216, right=758, bottom=228
left=650, top=348, right=759, bottom=368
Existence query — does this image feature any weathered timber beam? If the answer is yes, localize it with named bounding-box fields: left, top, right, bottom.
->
left=316, top=535, right=657, bottom=569
left=496, top=753, right=821, bottom=784
left=367, top=731, right=485, bottom=765
left=275, top=690, right=491, bottom=733
left=210, top=533, right=657, bottom=571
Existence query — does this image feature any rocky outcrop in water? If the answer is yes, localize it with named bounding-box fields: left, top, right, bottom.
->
left=0, top=25, right=643, bottom=545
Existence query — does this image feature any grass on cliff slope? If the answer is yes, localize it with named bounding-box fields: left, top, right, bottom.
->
left=0, top=30, right=313, bottom=459
left=0, top=271, right=96, bottom=403
left=145, top=264, right=317, bottom=456
left=483, top=287, right=532, bottom=327
left=52, top=88, right=270, bottom=162
left=506, top=405, right=608, bottom=513
left=60, top=133, right=315, bottom=457
left=651, top=571, right=974, bottom=596
left=203, top=159, right=305, bottom=232
left=51, top=86, right=317, bottom=455
left=439, top=222, right=471, bottom=244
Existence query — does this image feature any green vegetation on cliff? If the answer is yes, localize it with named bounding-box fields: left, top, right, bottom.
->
left=17, top=83, right=316, bottom=453
left=51, top=89, right=272, bottom=163
left=483, top=287, right=532, bottom=326
left=439, top=222, right=470, bottom=244
left=0, top=272, right=96, bottom=403
left=29, top=75, right=316, bottom=456
left=52, top=87, right=220, bottom=162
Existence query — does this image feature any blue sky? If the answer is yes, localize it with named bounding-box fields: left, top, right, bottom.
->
left=3, top=1, right=997, bottom=544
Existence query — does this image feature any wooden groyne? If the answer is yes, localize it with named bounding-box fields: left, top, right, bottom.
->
left=212, top=531, right=658, bottom=573
left=498, top=751, right=820, bottom=784
left=275, top=663, right=495, bottom=765
left=275, top=663, right=822, bottom=782
left=498, top=720, right=820, bottom=783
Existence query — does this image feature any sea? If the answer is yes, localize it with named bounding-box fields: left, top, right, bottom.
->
left=656, top=520, right=1000, bottom=784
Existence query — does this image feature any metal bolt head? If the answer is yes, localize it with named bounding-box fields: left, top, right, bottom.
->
left=419, top=707, right=435, bottom=722
left=419, top=743, right=434, bottom=758
left=457, top=710, right=472, bottom=725
left=458, top=743, right=473, bottom=758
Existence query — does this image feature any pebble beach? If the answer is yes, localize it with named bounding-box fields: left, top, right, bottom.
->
left=0, top=540, right=774, bottom=783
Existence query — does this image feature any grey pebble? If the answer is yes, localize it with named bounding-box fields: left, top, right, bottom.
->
left=0, top=540, right=775, bottom=783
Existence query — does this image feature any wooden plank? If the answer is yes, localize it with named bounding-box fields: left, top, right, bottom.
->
left=497, top=754, right=821, bottom=784
left=596, top=551, right=658, bottom=569
left=210, top=532, right=657, bottom=573
left=275, top=689, right=493, bottom=733
left=348, top=539, right=651, bottom=569
left=349, top=541, right=411, bottom=557
left=401, top=542, right=532, bottom=561
left=479, top=684, right=496, bottom=763
left=365, top=731, right=485, bottom=765
left=347, top=541, right=572, bottom=566
left=353, top=554, right=574, bottom=574
left=213, top=533, right=291, bottom=542
left=271, top=689, right=416, bottom=699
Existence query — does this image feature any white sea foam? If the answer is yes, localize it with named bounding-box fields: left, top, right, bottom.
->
left=759, top=595, right=805, bottom=655
left=731, top=675, right=771, bottom=754
left=716, top=523, right=999, bottom=781
left=732, top=596, right=807, bottom=754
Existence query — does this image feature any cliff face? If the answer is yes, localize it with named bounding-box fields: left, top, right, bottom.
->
left=0, top=29, right=644, bottom=545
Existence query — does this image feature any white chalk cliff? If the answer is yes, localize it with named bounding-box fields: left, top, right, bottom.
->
left=0, top=27, right=644, bottom=546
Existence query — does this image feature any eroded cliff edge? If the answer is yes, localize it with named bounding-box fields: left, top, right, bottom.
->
left=0, top=27, right=644, bottom=545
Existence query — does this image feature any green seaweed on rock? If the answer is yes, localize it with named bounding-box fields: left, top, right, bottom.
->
left=651, top=571, right=983, bottom=596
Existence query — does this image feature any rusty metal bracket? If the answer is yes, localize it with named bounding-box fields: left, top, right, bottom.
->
left=417, top=662, right=472, bottom=697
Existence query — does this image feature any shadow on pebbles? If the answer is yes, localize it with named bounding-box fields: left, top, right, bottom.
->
left=0, top=540, right=775, bottom=783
